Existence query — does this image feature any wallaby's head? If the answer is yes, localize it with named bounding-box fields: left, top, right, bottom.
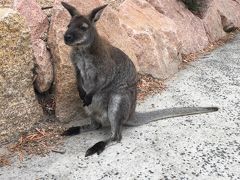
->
left=61, top=2, right=107, bottom=47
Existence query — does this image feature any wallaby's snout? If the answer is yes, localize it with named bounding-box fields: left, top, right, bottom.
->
left=64, top=33, right=74, bottom=44
left=61, top=2, right=107, bottom=47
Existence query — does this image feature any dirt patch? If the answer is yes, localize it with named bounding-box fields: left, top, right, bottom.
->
left=0, top=155, right=11, bottom=167
left=0, top=122, right=64, bottom=167
left=137, top=74, right=166, bottom=101
left=182, top=29, right=239, bottom=63
left=37, top=90, right=56, bottom=118
left=36, top=0, right=54, bottom=8
left=9, top=128, right=62, bottom=156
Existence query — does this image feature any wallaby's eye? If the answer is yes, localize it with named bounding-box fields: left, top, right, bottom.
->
left=80, top=26, right=88, bottom=31
left=79, top=23, right=89, bottom=31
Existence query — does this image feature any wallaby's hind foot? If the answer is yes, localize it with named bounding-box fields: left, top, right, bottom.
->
left=85, top=133, right=122, bottom=157
left=61, top=121, right=102, bottom=136
left=61, top=126, right=81, bottom=136
left=85, top=141, right=106, bottom=157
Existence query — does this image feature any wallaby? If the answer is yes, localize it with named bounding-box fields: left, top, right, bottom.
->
left=61, top=2, right=218, bottom=157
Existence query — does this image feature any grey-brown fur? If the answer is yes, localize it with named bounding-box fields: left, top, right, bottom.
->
left=61, top=2, right=218, bottom=157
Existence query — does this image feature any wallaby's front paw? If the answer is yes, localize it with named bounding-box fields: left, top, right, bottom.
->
left=79, top=94, right=85, bottom=101
left=83, top=94, right=93, bottom=106
left=79, top=91, right=86, bottom=101
left=61, top=127, right=80, bottom=136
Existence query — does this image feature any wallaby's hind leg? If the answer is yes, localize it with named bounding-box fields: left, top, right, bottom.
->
left=85, top=94, right=131, bottom=157
left=61, top=119, right=102, bottom=136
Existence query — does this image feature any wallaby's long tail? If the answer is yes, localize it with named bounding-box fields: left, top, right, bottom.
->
left=125, top=107, right=219, bottom=126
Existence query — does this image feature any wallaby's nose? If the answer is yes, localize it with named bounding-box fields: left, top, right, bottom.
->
left=64, top=34, right=73, bottom=43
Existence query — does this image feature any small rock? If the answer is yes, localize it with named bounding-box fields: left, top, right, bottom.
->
left=52, top=148, right=66, bottom=154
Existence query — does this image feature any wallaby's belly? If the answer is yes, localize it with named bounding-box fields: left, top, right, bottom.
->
left=84, top=92, right=110, bottom=126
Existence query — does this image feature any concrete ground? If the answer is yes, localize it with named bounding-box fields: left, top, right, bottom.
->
left=1, top=34, right=240, bottom=179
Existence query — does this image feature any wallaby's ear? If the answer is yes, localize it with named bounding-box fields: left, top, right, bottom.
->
left=61, top=2, right=80, bottom=17
left=89, top=4, right=108, bottom=23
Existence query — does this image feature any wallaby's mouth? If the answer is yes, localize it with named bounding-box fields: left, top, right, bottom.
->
left=64, top=41, right=87, bottom=47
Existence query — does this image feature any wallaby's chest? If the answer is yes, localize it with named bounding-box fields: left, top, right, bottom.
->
left=76, top=56, right=96, bottom=78
left=72, top=52, right=98, bottom=92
